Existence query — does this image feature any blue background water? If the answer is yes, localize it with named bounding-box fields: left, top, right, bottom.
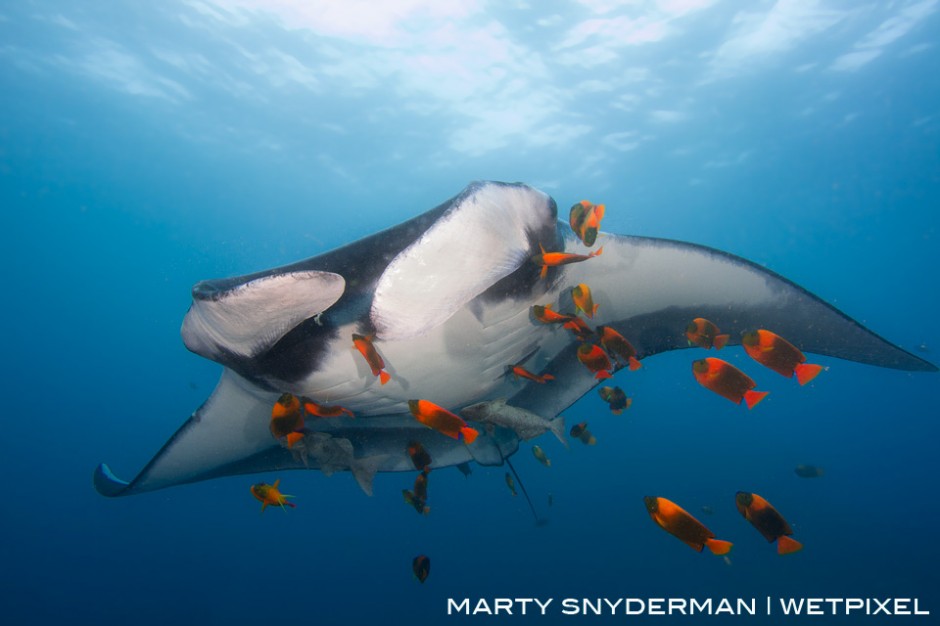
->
left=2, top=1, right=938, bottom=624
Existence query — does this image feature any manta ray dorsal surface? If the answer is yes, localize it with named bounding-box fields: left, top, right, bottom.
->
left=181, top=270, right=345, bottom=360
left=370, top=181, right=557, bottom=341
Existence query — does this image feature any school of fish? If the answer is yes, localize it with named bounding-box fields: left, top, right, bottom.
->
left=252, top=197, right=841, bottom=581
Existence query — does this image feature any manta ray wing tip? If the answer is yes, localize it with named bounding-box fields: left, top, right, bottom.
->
left=94, top=463, right=130, bottom=498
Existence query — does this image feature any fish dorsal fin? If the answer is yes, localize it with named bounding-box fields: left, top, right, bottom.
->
left=370, top=182, right=557, bottom=341
left=182, top=270, right=345, bottom=360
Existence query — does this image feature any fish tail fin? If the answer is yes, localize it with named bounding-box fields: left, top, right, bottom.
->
left=628, top=356, right=642, bottom=371
left=379, top=370, right=392, bottom=385
left=714, top=334, right=730, bottom=350
left=542, top=373, right=555, bottom=382
left=795, top=363, right=824, bottom=386
left=705, top=538, right=733, bottom=556
left=460, top=427, right=479, bottom=444
left=777, top=535, right=803, bottom=555
left=611, top=408, right=623, bottom=415
left=590, top=304, right=599, bottom=318
left=351, top=454, right=388, bottom=497
left=595, top=371, right=613, bottom=380
left=744, top=390, right=769, bottom=410
left=591, top=246, right=603, bottom=258
left=343, top=407, right=355, bottom=418
left=584, top=434, right=597, bottom=445
left=549, top=416, right=568, bottom=448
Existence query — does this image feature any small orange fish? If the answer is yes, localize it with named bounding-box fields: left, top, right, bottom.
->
left=735, top=491, right=803, bottom=555
left=569, top=200, right=606, bottom=247
left=301, top=397, right=355, bottom=419
left=569, top=200, right=591, bottom=239
left=510, top=363, right=555, bottom=384
left=250, top=479, right=296, bottom=513
left=412, top=555, right=431, bottom=583
left=597, top=325, right=641, bottom=371
left=741, top=329, right=824, bottom=385
left=407, top=441, right=432, bottom=471
left=571, top=283, right=599, bottom=318
left=408, top=399, right=478, bottom=443
left=352, top=333, right=391, bottom=385
left=692, top=358, right=768, bottom=409
left=270, top=393, right=305, bottom=440
left=569, top=421, right=596, bottom=445
left=531, top=244, right=603, bottom=279
left=686, top=318, right=730, bottom=350
left=531, top=304, right=575, bottom=325
left=577, top=343, right=613, bottom=379
left=644, top=496, right=732, bottom=555
left=403, top=468, right=431, bottom=515
left=562, top=316, right=595, bottom=340
left=598, top=385, right=631, bottom=414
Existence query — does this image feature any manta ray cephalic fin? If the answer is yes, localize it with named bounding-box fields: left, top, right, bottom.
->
left=182, top=270, right=345, bottom=360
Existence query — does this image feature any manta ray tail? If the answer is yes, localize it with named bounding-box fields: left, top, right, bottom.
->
left=505, top=457, right=543, bottom=526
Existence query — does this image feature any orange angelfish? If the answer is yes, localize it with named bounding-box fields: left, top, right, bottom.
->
left=644, top=496, right=732, bottom=555
left=741, top=329, right=824, bottom=386
left=510, top=363, right=554, bottom=384
left=562, top=315, right=595, bottom=340
left=569, top=200, right=591, bottom=239
left=408, top=399, right=478, bottom=444
left=735, top=491, right=803, bottom=555
left=270, top=393, right=305, bottom=441
left=250, top=479, right=296, bottom=513
left=531, top=244, right=603, bottom=279
left=686, top=318, right=730, bottom=350
left=407, top=441, right=432, bottom=471
left=569, top=200, right=606, bottom=247
left=352, top=333, right=391, bottom=385
left=598, top=385, right=631, bottom=414
left=571, top=283, right=599, bottom=319
left=692, top=358, right=768, bottom=409
left=577, top=343, right=613, bottom=379
left=302, top=397, right=355, bottom=419
left=597, top=325, right=641, bottom=371
left=412, top=555, right=431, bottom=583
left=531, top=304, right=575, bottom=325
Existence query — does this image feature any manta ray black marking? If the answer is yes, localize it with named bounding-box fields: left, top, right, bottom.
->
left=94, top=181, right=936, bottom=498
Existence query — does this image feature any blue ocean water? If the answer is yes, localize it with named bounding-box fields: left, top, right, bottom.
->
left=2, top=1, right=939, bottom=624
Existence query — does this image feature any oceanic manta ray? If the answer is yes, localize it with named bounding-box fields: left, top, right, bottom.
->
left=94, top=181, right=936, bottom=498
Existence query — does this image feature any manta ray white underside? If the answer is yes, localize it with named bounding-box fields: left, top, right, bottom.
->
left=94, top=181, right=936, bottom=498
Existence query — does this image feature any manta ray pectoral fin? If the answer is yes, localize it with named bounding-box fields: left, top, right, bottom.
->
left=510, top=233, right=936, bottom=419
left=94, top=370, right=281, bottom=497
left=370, top=181, right=557, bottom=341
left=182, top=270, right=345, bottom=361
